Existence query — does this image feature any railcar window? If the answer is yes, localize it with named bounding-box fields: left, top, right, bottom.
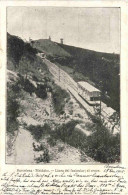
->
left=90, top=97, right=100, bottom=101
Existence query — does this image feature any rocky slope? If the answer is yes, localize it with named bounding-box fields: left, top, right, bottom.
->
left=6, top=70, right=95, bottom=164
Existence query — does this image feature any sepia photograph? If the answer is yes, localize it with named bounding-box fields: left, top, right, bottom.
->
left=6, top=7, right=120, bottom=165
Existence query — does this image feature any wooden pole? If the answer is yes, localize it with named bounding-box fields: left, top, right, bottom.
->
left=59, top=67, right=60, bottom=82
left=100, top=93, right=101, bottom=118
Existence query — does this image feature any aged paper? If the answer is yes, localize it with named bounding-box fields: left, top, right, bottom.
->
left=0, top=1, right=128, bottom=194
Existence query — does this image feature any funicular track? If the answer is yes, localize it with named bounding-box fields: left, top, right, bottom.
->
left=43, top=58, right=120, bottom=133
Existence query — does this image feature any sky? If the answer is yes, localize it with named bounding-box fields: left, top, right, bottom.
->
left=7, top=7, right=120, bottom=54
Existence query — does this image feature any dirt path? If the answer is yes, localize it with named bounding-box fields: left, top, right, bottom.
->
left=7, top=128, right=95, bottom=165
left=14, top=128, right=35, bottom=164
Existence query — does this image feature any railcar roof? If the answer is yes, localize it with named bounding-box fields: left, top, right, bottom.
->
left=78, top=81, right=100, bottom=92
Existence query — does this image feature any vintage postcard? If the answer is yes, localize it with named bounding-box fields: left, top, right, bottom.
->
left=0, top=1, right=128, bottom=194
left=6, top=6, right=121, bottom=165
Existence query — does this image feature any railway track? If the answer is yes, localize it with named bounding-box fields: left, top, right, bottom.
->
left=43, top=58, right=120, bottom=134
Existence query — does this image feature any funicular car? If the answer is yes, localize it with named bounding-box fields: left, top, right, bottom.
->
left=77, top=81, right=101, bottom=105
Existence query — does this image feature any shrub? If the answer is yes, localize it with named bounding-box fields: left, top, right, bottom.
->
left=7, top=83, right=21, bottom=134
left=83, top=112, right=120, bottom=163
left=27, top=123, right=51, bottom=141
left=17, top=76, right=36, bottom=95
left=23, top=79, right=36, bottom=95
left=35, top=149, right=50, bottom=163
left=7, top=118, right=19, bottom=134
left=86, top=128, right=120, bottom=163
left=18, top=75, right=48, bottom=99
left=35, top=84, right=47, bottom=99
left=69, top=110, right=73, bottom=115
left=32, top=75, right=39, bottom=82
left=51, top=118, right=120, bottom=163
left=52, top=84, right=70, bottom=114
left=47, top=137, right=56, bottom=147
left=33, top=142, right=45, bottom=151
left=52, top=120, right=82, bottom=147
left=58, top=146, right=64, bottom=152
left=43, top=149, right=50, bottom=163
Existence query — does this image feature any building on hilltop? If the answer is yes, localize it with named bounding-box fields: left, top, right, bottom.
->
left=29, top=37, right=34, bottom=47
left=49, top=36, right=51, bottom=41
left=60, top=38, right=63, bottom=44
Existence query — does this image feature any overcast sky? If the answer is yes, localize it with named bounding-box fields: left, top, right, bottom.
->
left=7, top=7, right=120, bottom=54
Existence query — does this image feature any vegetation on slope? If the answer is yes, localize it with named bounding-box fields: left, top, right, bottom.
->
left=7, top=33, right=70, bottom=133
left=7, top=33, right=50, bottom=134
left=27, top=119, right=120, bottom=163
left=7, top=82, right=21, bottom=134
left=52, top=119, right=120, bottom=163
left=30, top=37, right=120, bottom=112
left=7, top=33, right=37, bottom=70
left=52, top=84, right=70, bottom=115
left=7, top=33, right=48, bottom=74
left=7, top=33, right=120, bottom=164
left=55, top=43, right=120, bottom=112
left=27, top=123, right=51, bottom=141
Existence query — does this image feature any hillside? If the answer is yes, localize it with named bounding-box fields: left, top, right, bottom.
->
left=38, top=41, right=120, bottom=112
left=32, top=38, right=120, bottom=112
left=32, top=39, right=71, bottom=58
left=7, top=33, right=38, bottom=69
left=7, top=33, right=90, bottom=164
left=6, top=33, right=120, bottom=164
left=56, top=43, right=120, bottom=112
left=57, top=43, right=120, bottom=63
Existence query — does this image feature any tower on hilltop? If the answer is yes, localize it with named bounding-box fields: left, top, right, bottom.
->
left=49, top=36, right=51, bottom=41
left=60, top=38, right=63, bottom=44
left=29, top=37, right=33, bottom=47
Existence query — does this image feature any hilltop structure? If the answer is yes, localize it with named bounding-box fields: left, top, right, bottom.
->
left=60, top=38, right=63, bottom=44
left=49, top=36, right=51, bottom=41
left=29, top=37, right=34, bottom=47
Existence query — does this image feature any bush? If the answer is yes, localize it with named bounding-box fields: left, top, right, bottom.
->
left=35, top=149, right=50, bottom=163
left=47, top=137, right=56, bottom=147
left=69, top=110, right=73, bottom=115
left=43, top=149, right=50, bottom=163
left=17, top=76, right=36, bottom=95
left=52, top=84, right=70, bottom=114
left=7, top=118, right=19, bottom=134
left=84, top=112, right=120, bottom=163
left=58, top=146, right=64, bottom=152
left=32, top=75, right=39, bottom=82
left=51, top=118, right=120, bottom=163
left=24, top=79, right=36, bottom=95
left=52, top=120, right=82, bottom=147
left=7, top=83, right=21, bottom=134
left=35, top=84, right=47, bottom=99
left=86, top=128, right=120, bottom=163
left=33, top=142, right=45, bottom=151
left=27, top=123, right=51, bottom=141
left=18, top=75, right=48, bottom=99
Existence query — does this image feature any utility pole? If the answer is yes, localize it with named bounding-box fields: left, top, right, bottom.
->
left=99, top=92, right=101, bottom=118
left=59, top=67, right=60, bottom=82
left=99, top=81, right=102, bottom=118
